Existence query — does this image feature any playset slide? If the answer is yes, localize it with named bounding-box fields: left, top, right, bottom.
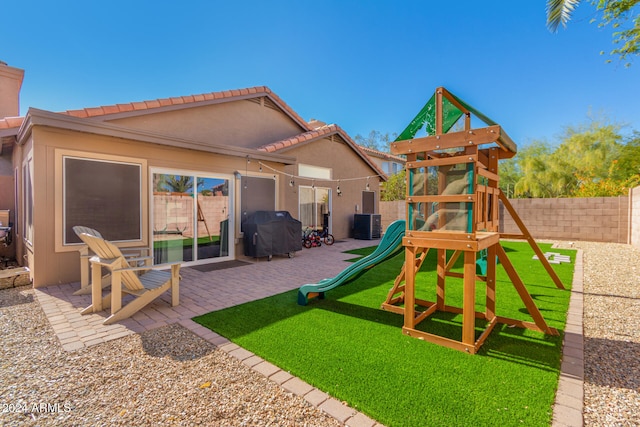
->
left=297, top=219, right=406, bottom=305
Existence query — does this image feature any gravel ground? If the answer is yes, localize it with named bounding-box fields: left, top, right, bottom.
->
left=0, top=286, right=341, bottom=427
left=574, top=242, right=640, bottom=427
left=1, top=241, right=639, bottom=426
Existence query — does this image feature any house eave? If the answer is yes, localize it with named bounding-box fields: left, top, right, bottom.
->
left=271, top=127, right=389, bottom=182
left=18, top=108, right=297, bottom=165
left=68, top=91, right=311, bottom=134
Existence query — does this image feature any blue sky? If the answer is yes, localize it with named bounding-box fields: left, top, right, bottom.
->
left=2, top=1, right=638, bottom=147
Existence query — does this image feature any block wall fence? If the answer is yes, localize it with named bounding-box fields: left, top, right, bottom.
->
left=380, top=185, right=640, bottom=246
left=631, top=186, right=640, bottom=249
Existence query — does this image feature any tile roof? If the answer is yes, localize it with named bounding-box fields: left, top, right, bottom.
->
left=0, top=116, right=23, bottom=130
left=257, top=124, right=340, bottom=153
left=358, top=145, right=406, bottom=163
left=257, top=124, right=388, bottom=180
left=0, top=86, right=311, bottom=133
left=0, top=86, right=384, bottom=179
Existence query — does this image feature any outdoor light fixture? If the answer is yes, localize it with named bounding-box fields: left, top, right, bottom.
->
left=289, top=179, right=295, bottom=187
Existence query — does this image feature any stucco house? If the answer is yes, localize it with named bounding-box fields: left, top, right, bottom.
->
left=358, top=145, right=405, bottom=177
left=0, top=61, right=385, bottom=287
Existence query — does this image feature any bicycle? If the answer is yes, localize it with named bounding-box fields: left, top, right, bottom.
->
left=316, top=226, right=334, bottom=245
left=302, top=228, right=322, bottom=248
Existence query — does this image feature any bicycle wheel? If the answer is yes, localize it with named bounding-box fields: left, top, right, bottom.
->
left=324, top=234, right=334, bottom=245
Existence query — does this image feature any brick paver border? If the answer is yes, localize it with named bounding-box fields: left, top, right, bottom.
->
left=552, top=248, right=584, bottom=427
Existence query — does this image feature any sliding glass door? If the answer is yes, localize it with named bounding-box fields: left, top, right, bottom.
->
left=152, top=170, right=232, bottom=265
left=299, top=186, right=331, bottom=232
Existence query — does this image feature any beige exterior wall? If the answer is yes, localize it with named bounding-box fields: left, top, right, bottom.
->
left=630, top=186, right=640, bottom=249
left=12, top=135, right=30, bottom=280
left=108, top=99, right=304, bottom=149
left=25, top=126, right=287, bottom=287
left=0, top=62, right=24, bottom=118
left=279, top=137, right=383, bottom=240
left=12, top=97, right=383, bottom=286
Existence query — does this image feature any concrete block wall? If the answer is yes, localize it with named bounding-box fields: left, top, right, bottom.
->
left=500, top=196, right=629, bottom=243
left=379, top=201, right=405, bottom=233
left=380, top=194, right=635, bottom=244
left=153, top=194, right=229, bottom=238
left=630, top=186, right=640, bottom=249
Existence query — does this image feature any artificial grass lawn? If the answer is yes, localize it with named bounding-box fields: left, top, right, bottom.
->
left=193, top=242, right=575, bottom=427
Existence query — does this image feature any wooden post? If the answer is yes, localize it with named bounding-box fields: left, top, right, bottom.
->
left=111, top=269, right=122, bottom=316
left=436, top=249, right=446, bottom=309
left=486, top=243, right=497, bottom=320
left=79, top=246, right=89, bottom=289
left=91, top=260, right=102, bottom=312
left=435, top=88, right=443, bottom=135
left=403, top=246, right=416, bottom=330
left=462, top=251, right=476, bottom=347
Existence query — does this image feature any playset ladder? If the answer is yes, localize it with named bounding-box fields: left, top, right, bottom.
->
left=381, top=247, right=429, bottom=314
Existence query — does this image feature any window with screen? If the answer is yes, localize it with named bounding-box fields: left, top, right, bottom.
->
left=63, top=156, right=142, bottom=244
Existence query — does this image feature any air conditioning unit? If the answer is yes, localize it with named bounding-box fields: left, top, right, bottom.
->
left=353, top=214, right=381, bottom=240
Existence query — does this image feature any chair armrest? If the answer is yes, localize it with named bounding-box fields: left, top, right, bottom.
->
left=121, top=247, right=151, bottom=256
left=88, top=256, right=121, bottom=267
left=113, top=262, right=181, bottom=273
left=123, top=255, right=154, bottom=263
left=120, top=246, right=151, bottom=257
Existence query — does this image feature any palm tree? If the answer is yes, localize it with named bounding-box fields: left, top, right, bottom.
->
left=157, top=175, right=194, bottom=194
left=546, top=0, right=639, bottom=66
left=546, top=0, right=581, bottom=32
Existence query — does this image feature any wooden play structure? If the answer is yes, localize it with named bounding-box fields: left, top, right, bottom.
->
left=382, top=87, right=566, bottom=354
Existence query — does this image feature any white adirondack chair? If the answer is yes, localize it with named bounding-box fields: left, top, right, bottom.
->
left=72, top=226, right=151, bottom=295
left=78, top=232, right=180, bottom=325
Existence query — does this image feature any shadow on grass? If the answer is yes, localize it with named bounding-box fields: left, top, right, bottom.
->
left=312, top=298, right=563, bottom=372
left=194, top=241, right=574, bottom=371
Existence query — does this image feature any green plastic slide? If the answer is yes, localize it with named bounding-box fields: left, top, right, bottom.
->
left=297, top=219, right=406, bottom=305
